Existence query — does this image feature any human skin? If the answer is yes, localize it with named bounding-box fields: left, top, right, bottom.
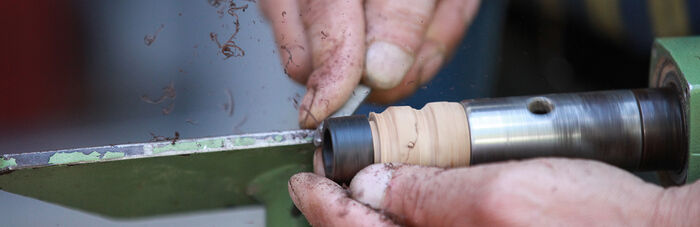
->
left=265, top=1, right=700, bottom=225
left=258, top=0, right=481, bottom=128
left=288, top=150, right=700, bottom=226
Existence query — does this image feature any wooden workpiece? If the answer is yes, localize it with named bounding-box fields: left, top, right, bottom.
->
left=368, top=102, right=471, bottom=167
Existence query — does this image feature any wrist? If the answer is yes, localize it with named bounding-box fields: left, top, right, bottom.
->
left=652, top=180, right=700, bottom=226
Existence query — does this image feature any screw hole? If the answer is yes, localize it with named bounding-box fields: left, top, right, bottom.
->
left=527, top=97, right=554, bottom=115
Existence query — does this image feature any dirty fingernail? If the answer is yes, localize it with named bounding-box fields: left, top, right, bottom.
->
left=349, top=164, right=394, bottom=209
left=365, top=41, right=414, bottom=89
left=298, top=87, right=320, bottom=129
left=288, top=175, right=302, bottom=205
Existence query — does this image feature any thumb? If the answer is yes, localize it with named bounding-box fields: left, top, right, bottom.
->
left=363, top=0, right=437, bottom=89
left=349, top=160, right=664, bottom=226
left=367, top=0, right=481, bottom=103
left=288, top=173, right=399, bottom=227
left=349, top=163, right=492, bottom=226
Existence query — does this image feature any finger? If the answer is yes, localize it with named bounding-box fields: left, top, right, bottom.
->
left=288, top=173, right=398, bottom=227
left=368, top=0, right=481, bottom=103
left=363, top=0, right=437, bottom=89
left=352, top=162, right=576, bottom=226
left=259, top=0, right=312, bottom=83
left=297, top=0, right=365, bottom=128
left=366, top=42, right=440, bottom=103
left=350, top=159, right=662, bottom=226
left=349, top=163, right=487, bottom=226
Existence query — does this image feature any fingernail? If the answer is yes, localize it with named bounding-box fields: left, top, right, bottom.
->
left=298, top=87, right=320, bottom=129
left=288, top=175, right=301, bottom=205
left=420, top=52, right=444, bottom=83
left=349, top=164, right=395, bottom=209
left=365, top=41, right=414, bottom=89
left=415, top=42, right=445, bottom=84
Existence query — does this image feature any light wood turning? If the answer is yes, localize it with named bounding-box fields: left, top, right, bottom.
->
left=368, top=102, right=471, bottom=167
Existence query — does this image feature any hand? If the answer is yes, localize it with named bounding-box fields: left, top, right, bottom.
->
left=259, top=0, right=481, bottom=128
left=288, top=157, right=700, bottom=226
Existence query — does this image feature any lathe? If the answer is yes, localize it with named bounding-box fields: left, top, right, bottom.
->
left=1, top=37, right=698, bottom=226
left=320, top=38, right=699, bottom=185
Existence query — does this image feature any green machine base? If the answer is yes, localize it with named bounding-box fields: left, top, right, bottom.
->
left=651, top=37, right=700, bottom=185
left=0, top=130, right=315, bottom=226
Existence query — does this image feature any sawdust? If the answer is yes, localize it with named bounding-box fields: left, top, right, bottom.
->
left=208, top=0, right=249, bottom=59
left=144, top=24, right=165, bottom=46
left=141, top=81, right=177, bottom=115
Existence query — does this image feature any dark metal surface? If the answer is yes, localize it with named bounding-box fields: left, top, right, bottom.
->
left=463, top=88, right=683, bottom=171
left=321, top=88, right=686, bottom=182
left=321, top=116, right=374, bottom=183
left=633, top=88, right=686, bottom=171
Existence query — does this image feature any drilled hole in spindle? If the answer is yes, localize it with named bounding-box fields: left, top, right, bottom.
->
left=527, top=97, right=554, bottom=115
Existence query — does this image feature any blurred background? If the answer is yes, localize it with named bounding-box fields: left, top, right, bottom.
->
left=1, top=0, right=692, bottom=226
left=1, top=1, right=299, bottom=226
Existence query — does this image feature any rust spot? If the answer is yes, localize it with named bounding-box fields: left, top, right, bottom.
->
left=150, top=131, right=180, bottom=145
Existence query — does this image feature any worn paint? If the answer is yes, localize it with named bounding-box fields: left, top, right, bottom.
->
left=153, top=139, right=225, bottom=154
left=49, top=152, right=101, bottom=165
left=102, top=152, right=126, bottom=160
left=234, top=137, right=256, bottom=146
left=0, top=130, right=313, bottom=171
left=0, top=142, right=315, bottom=219
left=0, top=158, right=17, bottom=169
left=0, top=129, right=316, bottom=224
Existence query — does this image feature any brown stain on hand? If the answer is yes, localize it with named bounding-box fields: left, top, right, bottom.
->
left=299, top=36, right=364, bottom=128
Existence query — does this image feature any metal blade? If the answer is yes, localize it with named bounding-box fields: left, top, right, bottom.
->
left=0, top=83, right=369, bottom=222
